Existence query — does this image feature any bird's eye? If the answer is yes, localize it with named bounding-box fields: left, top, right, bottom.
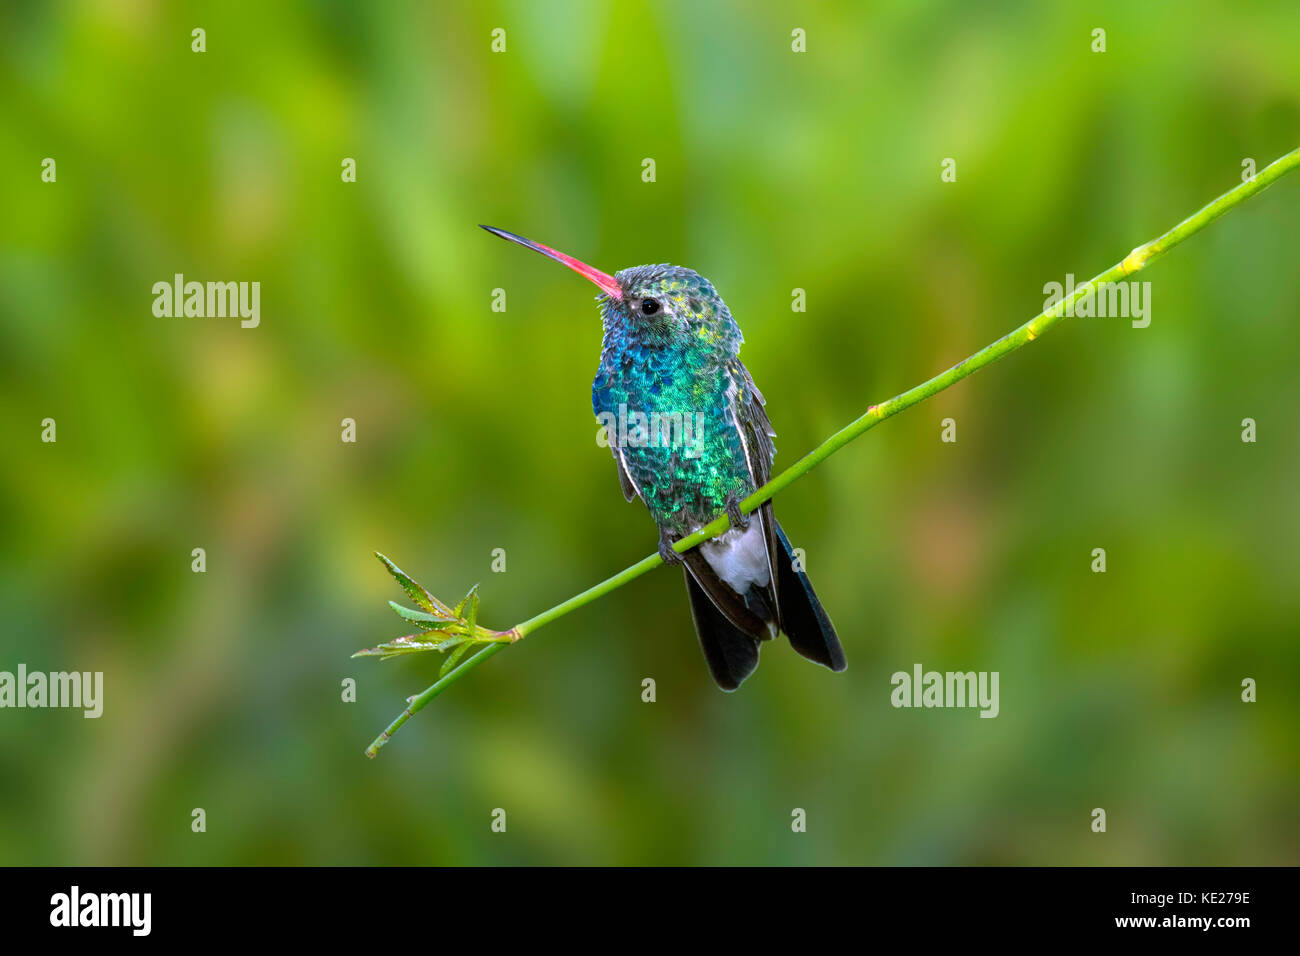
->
left=640, top=298, right=660, bottom=315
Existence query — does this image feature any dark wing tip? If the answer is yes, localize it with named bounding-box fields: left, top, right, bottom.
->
left=773, top=521, right=847, bottom=673
left=684, top=570, right=761, bottom=691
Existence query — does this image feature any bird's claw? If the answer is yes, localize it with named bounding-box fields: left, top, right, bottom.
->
left=658, top=530, right=685, bottom=566
left=726, top=498, right=750, bottom=531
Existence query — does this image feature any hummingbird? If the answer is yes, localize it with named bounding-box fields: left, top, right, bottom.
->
left=482, top=226, right=846, bottom=690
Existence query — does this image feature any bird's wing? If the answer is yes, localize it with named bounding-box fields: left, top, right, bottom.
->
left=610, top=444, right=641, bottom=503
left=730, top=359, right=776, bottom=485
left=683, top=568, right=760, bottom=690
left=670, top=358, right=781, bottom=643
left=727, top=358, right=783, bottom=621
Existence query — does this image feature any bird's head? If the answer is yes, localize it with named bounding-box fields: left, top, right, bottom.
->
left=480, top=225, right=740, bottom=349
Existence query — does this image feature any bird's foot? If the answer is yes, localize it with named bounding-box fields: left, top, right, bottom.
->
left=658, top=529, right=685, bottom=566
left=726, top=497, right=750, bottom=531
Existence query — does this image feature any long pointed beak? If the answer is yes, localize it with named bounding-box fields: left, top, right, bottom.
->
left=480, top=225, right=623, bottom=300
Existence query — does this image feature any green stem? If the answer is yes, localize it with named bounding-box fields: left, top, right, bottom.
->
left=365, top=146, right=1300, bottom=757
left=364, top=643, right=504, bottom=758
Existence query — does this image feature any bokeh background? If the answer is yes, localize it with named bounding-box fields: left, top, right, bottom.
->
left=1, top=0, right=1297, bottom=865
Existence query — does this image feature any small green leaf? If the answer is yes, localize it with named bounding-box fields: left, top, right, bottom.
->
left=352, top=632, right=446, bottom=659
left=388, top=600, right=454, bottom=625
left=463, top=584, right=480, bottom=635
left=375, top=552, right=455, bottom=617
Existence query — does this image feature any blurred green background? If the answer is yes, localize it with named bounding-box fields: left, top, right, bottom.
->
left=1, top=0, right=1297, bottom=865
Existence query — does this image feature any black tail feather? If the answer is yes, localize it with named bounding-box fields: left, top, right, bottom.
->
left=683, top=570, right=760, bottom=691
left=773, top=522, right=846, bottom=672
